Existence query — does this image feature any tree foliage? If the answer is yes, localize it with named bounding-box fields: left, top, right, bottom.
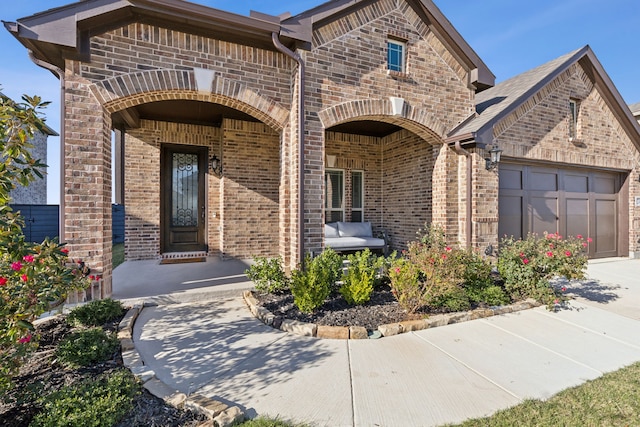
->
left=0, top=91, right=89, bottom=391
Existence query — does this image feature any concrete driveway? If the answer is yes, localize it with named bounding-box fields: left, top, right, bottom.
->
left=118, top=258, right=640, bottom=426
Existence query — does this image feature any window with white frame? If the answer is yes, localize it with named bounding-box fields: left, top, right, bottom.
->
left=325, top=169, right=344, bottom=223
left=387, top=39, right=405, bottom=73
left=351, top=171, right=364, bottom=222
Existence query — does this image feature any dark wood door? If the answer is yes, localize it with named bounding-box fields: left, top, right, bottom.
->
left=499, top=164, right=622, bottom=259
left=161, top=145, right=207, bottom=253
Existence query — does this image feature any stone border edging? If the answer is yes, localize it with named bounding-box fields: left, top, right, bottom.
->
left=118, top=305, right=245, bottom=427
left=243, top=290, right=541, bottom=339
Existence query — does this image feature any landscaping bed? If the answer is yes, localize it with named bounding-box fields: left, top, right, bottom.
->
left=0, top=310, right=206, bottom=427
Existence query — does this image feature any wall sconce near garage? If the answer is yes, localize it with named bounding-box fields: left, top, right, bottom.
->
left=484, top=145, right=503, bottom=170
left=209, top=154, right=223, bottom=176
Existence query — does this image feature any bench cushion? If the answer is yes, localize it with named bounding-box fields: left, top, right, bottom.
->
left=325, top=222, right=340, bottom=238
left=337, top=221, right=373, bottom=238
left=325, top=236, right=385, bottom=251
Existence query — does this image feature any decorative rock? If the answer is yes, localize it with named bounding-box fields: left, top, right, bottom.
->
left=426, top=314, right=449, bottom=328
left=130, top=365, right=155, bottom=383
left=272, top=316, right=283, bottom=329
left=400, top=319, right=428, bottom=332
left=349, top=326, right=369, bottom=339
left=280, top=319, right=317, bottom=337
left=447, top=312, right=470, bottom=324
left=378, top=323, right=402, bottom=337
left=186, top=394, right=229, bottom=418
left=213, top=406, right=244, bottom=427
left=255, top=306, right=275, bottom=325
left=492, top=306, right=513, bottom=316
left=118, top=305, right=141, bottom=333
left=144, top=378, right=183, bottom=406
left=317, top=325, right=349, bottom=339
left=121, top=349, right=143, bottom=368
left=368, top=330, right=382, bottom=339
left=165, top=392, right=187, bottom=409
left=117, top=329, right=132, bottom=340
left=120, top=337, right=135, bottom=351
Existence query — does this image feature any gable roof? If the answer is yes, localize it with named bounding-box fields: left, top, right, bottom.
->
left=6, top=0, right=495, bottom=92
left=630, top=102, right=640, bottom=117
left=282, top=0, right=495, bottom=91
left=4, top=0, right=285, bottom=69
left=447, top=45, right=640, bottom=152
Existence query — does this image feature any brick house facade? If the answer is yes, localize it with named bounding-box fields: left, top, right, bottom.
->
left=7, top=0, right=640, bottom=297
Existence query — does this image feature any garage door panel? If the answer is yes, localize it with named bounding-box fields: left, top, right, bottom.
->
left=499, top=168, right=523, bottom=190
left=595, top=199, right=616, bottom=255
left=594, top=176, right=616, bottom=194
left=530, top=171, right=558, bottom=191
left=564, top=174, right=588, bottom=193
left=499, top=195, right=523, bottom=239
left=566, top=198, right=589, bottom=239
left=530, top=196, right=558, bottom=236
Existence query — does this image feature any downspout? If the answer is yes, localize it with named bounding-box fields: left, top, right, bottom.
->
left=272, top=32, right=305, bottom=269
left=28, top=50, right=66, bottom=243
left=453, top=141, right=472, bottom=248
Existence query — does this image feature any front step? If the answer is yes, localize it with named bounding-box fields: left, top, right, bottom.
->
left=161, top=251, right=208, bottom=260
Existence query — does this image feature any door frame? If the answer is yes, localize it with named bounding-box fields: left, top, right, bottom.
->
left=160, top=144, right=208, bottom=254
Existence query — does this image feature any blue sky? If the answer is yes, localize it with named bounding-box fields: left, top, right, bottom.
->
left=1, top=0, right=638, bottom=204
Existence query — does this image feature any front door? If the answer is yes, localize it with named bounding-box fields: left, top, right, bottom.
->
left=161, top=145, right=207, bottom=253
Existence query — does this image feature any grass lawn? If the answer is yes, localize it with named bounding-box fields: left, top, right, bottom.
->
left=451, top=361, right=640, bottom=426
left=113, top=243, right=124, bottom=270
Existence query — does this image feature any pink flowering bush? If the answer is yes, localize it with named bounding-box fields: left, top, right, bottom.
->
left=497, top=232, right=588, bottom=307
left=0, top=93, right=89, bottom=391
left=389, top=225, right=508, bottom=313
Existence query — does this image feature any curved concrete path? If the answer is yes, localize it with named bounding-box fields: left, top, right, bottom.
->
left=123, top=258, right=640, bottom=426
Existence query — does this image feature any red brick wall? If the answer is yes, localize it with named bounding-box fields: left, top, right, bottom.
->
left=221, top=119, right=280, bottom=259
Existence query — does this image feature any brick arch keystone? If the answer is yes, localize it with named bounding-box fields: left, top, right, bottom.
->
left=318, top=98, right=446, bottom=142
left=91, top=69, right=288, bottom=131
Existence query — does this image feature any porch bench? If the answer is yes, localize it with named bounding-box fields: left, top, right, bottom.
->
left=324, top=221, right=387, bottom=254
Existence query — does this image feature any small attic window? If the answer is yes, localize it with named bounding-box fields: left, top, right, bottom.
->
left=387, top=39, right=406, bottom=73
left=569, top=99, right=580, bottom=140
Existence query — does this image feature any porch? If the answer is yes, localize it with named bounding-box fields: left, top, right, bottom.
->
left=112, top=256, right=254, bottom=306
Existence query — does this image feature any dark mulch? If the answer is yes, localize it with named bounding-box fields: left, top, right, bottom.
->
left=0, top=314, right=207, bottom=427
left=256, top=284, right=425, bottom=331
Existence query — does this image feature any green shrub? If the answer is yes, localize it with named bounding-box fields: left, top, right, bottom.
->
left=31, top=369, right=139, bottom=427
left=340, top=249, right=385, bottom=305
left=389, top=225, right=504, bottom=313
left=56, top=328, right=119, bottom=368
left=460, top=250, right=509, bottom=306
left=477, top=285, right=511, bottom=306
left=290, top=249, right=342, bottom=313
left=389, top=226, right=466, bottom=312
left=66, top=299, right=125, bottom=328
left=497, top=233, right=588, bottom=307
left=246, top=257, right=290, bottom=294
left=431, top=285, right=470, bottom=312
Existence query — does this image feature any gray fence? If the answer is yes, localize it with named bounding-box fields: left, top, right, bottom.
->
left=10, top=204, right=124, bottom=244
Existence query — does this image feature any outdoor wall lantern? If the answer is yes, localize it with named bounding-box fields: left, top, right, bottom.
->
left=484, top=146, right=503, bottom=170
left=209, top=154, right=223, bottom=176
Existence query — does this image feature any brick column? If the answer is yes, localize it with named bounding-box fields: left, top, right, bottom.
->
left=473, top=148, right=499, bottom=252
left=432, top=144, right=459, bottom=244
left=64, top=71, right=113, bottom=297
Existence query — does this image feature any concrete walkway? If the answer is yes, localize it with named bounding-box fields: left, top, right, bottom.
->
left=115, top=258, right=640, bottom=427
